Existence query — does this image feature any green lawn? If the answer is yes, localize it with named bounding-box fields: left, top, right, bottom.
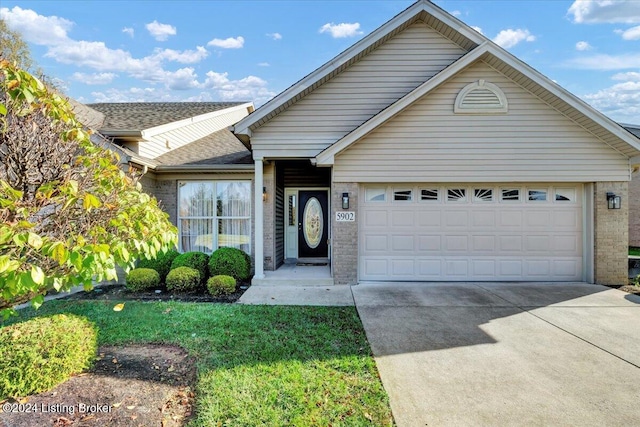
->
left=630, top=247, right=640, bottom=256
left=3, top=301, right=393, bottom=426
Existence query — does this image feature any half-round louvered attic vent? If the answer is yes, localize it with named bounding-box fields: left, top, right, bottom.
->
left=454, top=80, right=508, bottom=114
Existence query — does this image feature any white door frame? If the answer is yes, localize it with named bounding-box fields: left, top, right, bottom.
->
left=284, top=187, right=331, bottom=261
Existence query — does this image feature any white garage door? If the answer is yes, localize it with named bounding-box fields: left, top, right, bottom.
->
left=360, top=184, right=584, bottom=281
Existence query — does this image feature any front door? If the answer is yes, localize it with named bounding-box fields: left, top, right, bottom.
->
left=298, top=190, right=329, bottom=258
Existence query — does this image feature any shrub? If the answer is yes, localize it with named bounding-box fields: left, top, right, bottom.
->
left=166, top=267, right=201, bottom=292
left=171, top=252, right=209, bottom=284
left=208, top=247, right=251, bottom=281
left=137, top=249, right=180, bottom=282
left=207, top=275, right=237, bottom=296
left=126, top=268, right=161, bottom=292
left=0, top=314, right=97, bottom=399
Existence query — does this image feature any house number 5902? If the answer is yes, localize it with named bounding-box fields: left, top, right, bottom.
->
left=336, top=212, right=355, bottom=222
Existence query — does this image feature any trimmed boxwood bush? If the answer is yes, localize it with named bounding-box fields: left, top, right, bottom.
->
left=166, top=266, right=201, bottom=292
left=137, top=249, right=179, bottom=282
left=126, top=268, right=161, bottom=291
left=0, top=314, right=97, bottom=399
left=171, top=251, right=209, bottom=284
left=208, top=247, right=251, bottom=281
left=207, top=275, right=237, bottom=296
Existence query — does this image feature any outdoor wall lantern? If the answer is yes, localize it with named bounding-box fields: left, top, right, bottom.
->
left=342, top=192, right=349, bottom=209
left=263, top=187, right=267, bottom=202
left=607, top=192, right=621, bottom=209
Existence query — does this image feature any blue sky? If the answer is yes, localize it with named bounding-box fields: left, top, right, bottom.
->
left=2, top=0, right=639, bottom=124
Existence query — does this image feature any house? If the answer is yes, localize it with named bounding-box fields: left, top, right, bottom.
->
left=624, top=124, right=640, bottom=247
left=230, top=0, right=640, bottom=286
left=86, top=102, right=256, bottom=258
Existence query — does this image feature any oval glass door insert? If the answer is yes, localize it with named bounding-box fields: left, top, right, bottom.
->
left=303, top=197, right=323, bottom=249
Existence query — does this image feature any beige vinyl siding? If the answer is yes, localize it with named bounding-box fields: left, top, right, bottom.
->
left=251, top=22, right=467, bottom=159
left=138, top=108, right=249, bottom=159
left=334, top=61, right=630, bottom=182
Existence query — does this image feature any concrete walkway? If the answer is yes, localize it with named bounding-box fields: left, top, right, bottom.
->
left=238, top=284, right=354, bottom=306
left=352, top=282, right=640, bottom=427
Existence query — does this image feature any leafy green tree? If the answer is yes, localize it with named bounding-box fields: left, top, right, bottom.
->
left=0, top=60, right=177, bottom=316
left=0, top=19, right=37, bottom=73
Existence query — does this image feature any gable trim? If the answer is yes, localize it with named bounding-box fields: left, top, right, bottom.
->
left=315, top=42, right=640, bottom=166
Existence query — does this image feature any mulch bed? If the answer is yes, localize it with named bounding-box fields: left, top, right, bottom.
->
left=0, top=344, right=196, bottom=427
left=1, top=284, right=250, bottom=427
left=60, top=283, right=249, bottom=304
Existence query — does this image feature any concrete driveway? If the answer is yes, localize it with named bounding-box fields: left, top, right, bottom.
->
left=352, top=282, right=640, bottom=427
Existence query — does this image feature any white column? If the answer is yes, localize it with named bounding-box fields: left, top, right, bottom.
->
left=254, top=158, right=265, bottom=279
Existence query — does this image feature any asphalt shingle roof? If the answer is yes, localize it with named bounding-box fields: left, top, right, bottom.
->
left=623, top=124, right=640, bottom=139
left=154, top=128, right=252, bottom=166
left=87, top=102, right=246, bottom=131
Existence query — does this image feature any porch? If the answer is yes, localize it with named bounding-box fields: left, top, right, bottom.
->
left=254, top=159, right=333, bottom=282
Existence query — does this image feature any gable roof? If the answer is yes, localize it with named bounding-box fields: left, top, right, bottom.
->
left=154, top=129, right=252, bottom=168
left=233, top=0, right=486, bottom=141
left=315, top=43, right=640, bottom=165
left=89, top=102, right=247, bottom=132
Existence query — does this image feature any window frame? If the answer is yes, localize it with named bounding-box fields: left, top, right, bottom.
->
left=177, top=180, right=252, bottom=254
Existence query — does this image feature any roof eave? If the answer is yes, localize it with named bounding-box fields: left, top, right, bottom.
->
left=154, top=164, right=254, bottom=173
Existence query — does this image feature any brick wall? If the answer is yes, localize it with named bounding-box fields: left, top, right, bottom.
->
left=153, top=179, right=178, bottom=226
left=630, top=171, right=640, bottom=247
left=331, top=182, right=358, bottom=284
left=263, top=163, right=275, bottom=270
left=594, top=181, right=629, bottom=285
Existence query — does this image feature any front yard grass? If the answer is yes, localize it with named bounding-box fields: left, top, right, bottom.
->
left=3, top=301, right=393, bottom=426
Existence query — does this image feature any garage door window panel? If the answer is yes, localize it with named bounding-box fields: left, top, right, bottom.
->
left=473, top=188, right=493, bottom=202
left=501, top=189, right=520, bottom=202
left=555, top=188, right=576, bottom=202
left=394, top=189, right=413, bottom=202
left=447, top=188, right=467, bottom=202
left=528, top=189, right=548, bottom=201
left=420, top=189, right=439, bottom=202
left=365, top=188, right=386, bottom=202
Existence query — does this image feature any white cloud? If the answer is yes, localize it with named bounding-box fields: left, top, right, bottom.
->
left=451, top=10, right=461, bottom=17
left=207, top=36, right=245, bottom=49
left=122, top=27, right=134, bottom=38
left=492, top=29, right=536, bottom=48
left=319, top=22, right=363, bottom=38
left=145, top=20, right=176, bottom=41
left=471, top=26, right=483, bottom=35
left=568, top=0, right=640, bottom=23
left=618, top=25, right=640, bottom=40
left=576, top=41, right=592, bottom=51
left=151, top=46, right=208, bottom=64
left=203, top=71, right=276, bottom=105
left=91, top=87, right=161, bottom=103
left=267, top=32, right=282, bottom=40
left=566, top=53, right=640, bottom=70
left=258, top=62, right=270, bottom=67
left=612, top=71, right=640, bottom=81
left=71, top=72, right=117, bottom=85
left=0, top=6, right=72, bottom=45
left=582, top=80, right=640, bottom=123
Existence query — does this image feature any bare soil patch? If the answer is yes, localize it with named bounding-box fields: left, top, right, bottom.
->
left=0, top=344, right=196, bottom=427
